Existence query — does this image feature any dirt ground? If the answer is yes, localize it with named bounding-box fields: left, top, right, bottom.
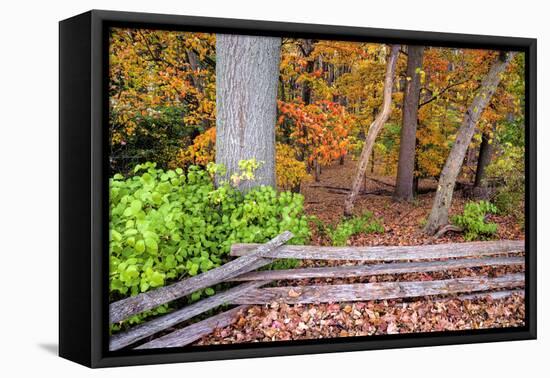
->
left=301, top=159, right=524, bottom=245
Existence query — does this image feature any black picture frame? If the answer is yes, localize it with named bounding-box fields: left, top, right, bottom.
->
left=59, top=9, right=537, bottom=368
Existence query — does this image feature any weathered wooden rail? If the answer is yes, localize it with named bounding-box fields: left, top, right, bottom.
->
left=108, top=232, right=525, bottom=351
left=109, top=231, right=292, bottom=324
left=231, top=273, right=524, bottom=304
left=230, top=240, right=524, bottom=260
left=230, top=256, right=524, bottom=281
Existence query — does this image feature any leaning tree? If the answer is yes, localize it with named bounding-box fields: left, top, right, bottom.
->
left=343, top=44, right=400, bottom=217
left=215, top=34, right=282, bottom=191
left=424, top=51, right=516, bottom=235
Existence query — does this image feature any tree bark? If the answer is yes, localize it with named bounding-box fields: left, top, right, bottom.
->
left=299, top=39, right=318, bottom=172
left=215, top=34, right=281, bottom=191
left=474, top=128, right=495, bottom=188
left=343, top=45, right=400, bottom=216
left=424, top=52, right=515, bottom=235
left=314, top=160, right=321, bottom=182
left=186, top=49, right=203, bottom=93
left=339, top=154, right=345, bottom=165
left=394, top=46, right=424, bottom=202
left=300, top=39, right=315, bottom=104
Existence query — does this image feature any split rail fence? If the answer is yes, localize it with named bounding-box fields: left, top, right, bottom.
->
left=109, top=231, right=525, bottom=351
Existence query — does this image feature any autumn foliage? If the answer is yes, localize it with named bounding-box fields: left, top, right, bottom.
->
left=275, top=143, right=310, bottom=190
left=109, top=30, right=524, bottom=196
left=107, top=27, right=527, bottom=345
left=109, top=28, right=216, bottom=172
left=278, top=100, right=354, bottom=166
left=172, top=126, right=216, bottom=167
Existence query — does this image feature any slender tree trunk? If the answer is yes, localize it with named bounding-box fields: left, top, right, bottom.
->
left=474, top=128, right=495, bottom=188
left=424, top=52, right=515, bottom=235
left=296, top=39, right=315, bottom=163
left=314, top=161, right=321, bottom=182
left=279, top=76, right=286, bottom=103
left=394, top=46, right=424, bottom=202
left=187, top=49, right=213, bottom=132
left=343, top=45, right=400, bottom=216
left=186, top=50, right=204, bottom=93
left=413, top=133, right=421, bottom=196
left=215, top=34, right=281, bottom=191
left=300, top=39, right=324, bottom=180
left=301, top=39, right=315, bottom=104
left=413, top=176, right=419, bottom=195
left=466, top=145, right=476, bottom=175
left=339, top=154, right=345, bottom=165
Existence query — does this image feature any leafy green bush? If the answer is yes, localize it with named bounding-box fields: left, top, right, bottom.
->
left=451, top=201, right=498, bottom=241
left=328, top=212, right=384, bottom=246
left=109, top=162, right=310, bottom=325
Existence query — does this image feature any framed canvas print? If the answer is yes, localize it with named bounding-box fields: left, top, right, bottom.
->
left=59, top=10, right=536, bottom=368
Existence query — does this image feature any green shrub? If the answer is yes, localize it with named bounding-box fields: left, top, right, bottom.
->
left=109, top=162, right=310, bottom=326
left=451, top=200, right=498, bottom=241
left=309, top=216, right=329, bottom=240
left=328, top=212, right=384, bottom=246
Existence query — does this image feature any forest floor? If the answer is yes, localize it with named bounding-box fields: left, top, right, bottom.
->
left=197, top=159, right=525, bottom=346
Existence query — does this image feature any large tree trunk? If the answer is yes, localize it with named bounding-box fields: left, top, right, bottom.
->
left=474, top=127, right=495, bottom=188
left=343, top=45, right=400, bottom=217
left=394, top=46, right=424, bottom=202
left=424, top=52, right=515, bottom=235
left=215, top=34, right=281, bottom=191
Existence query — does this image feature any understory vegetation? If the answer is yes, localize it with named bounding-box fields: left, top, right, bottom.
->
left=109, top=162, right=310, bottom=327
left=452, top=201, right=498, bottom=241
left=312, top=212, right=385, bottom=246
left=106, top=28, right=527, bottom=340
